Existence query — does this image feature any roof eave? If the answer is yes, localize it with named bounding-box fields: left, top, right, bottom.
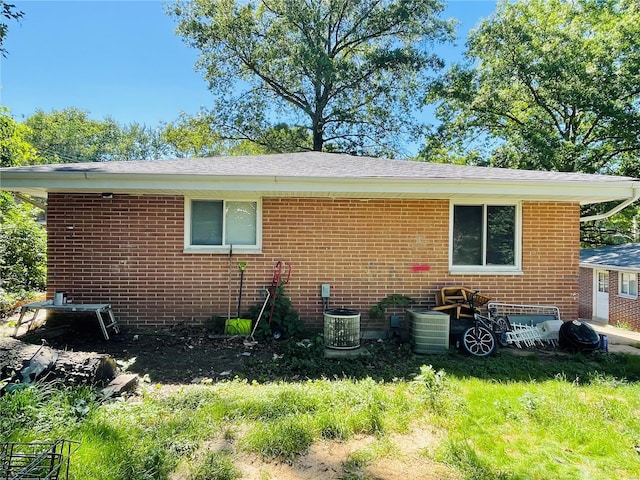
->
left=579, top=262, right=640, bottom=273
left=1, top=172, right=637, bottom=204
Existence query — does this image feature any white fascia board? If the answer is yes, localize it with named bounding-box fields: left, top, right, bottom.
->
left=579, top=262, right=640, bottom=273
left=1, top=171, right=637, bottom=204
left=114, top=174, right=640, bottom=203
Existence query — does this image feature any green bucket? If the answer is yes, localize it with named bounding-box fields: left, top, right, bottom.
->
left=224, top=318, right=252, bottom=335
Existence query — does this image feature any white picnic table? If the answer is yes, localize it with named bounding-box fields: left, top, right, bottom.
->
left=13, top=301, right=120, bottom=340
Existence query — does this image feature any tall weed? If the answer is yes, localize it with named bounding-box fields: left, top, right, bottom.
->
left=0, top=383, right=98, bottom=440
left=411, top=364, right=450, bottom=414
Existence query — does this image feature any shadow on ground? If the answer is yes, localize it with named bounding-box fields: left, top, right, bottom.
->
left=6, top=315, right=640, bottom=385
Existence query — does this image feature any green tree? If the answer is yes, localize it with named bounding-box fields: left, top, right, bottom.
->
left=162, top=112, right=227, bottom=158
left=423, top=0, right=640, bottom=245
left=22, top=108, right=239, bottom=162
left=0, top=111, right=46, bottom=304
left=169, top=0, right=454, bottom=156
left=163, top=112, right=313, bottom=156
left=23, top=108, right=122, bottom=163
left=0, top=193, right=47, bottom=297
left=424, top=0, right=640, bottom=172
left=0, top=108, right=42, bottom=167
left=0, top=1, right=23, bottom=57
left=115, top=122, right=171, bottom=161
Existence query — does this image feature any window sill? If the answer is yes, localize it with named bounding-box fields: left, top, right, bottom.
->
left=618, top=293, right=638, bottom=300
left=184, top=246, right=262, bottom=255
left=449, top=268, right=523, bottom=276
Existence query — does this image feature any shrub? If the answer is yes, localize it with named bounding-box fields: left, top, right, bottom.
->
left=0, top=193, right=46, bottom=305
left=247, top=285, right=305, bottom=340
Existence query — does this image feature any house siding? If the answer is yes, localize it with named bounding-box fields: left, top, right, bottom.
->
left=46, top=194, right=580, bottom=330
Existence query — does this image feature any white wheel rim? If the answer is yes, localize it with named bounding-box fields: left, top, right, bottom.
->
left=464, top=327, right=495, bottom=355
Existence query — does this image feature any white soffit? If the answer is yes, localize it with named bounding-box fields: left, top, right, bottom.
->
left=1, top=174, right=634, bottom=204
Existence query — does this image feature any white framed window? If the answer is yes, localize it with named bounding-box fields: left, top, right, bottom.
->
left=597, top=270, right=609, bottom=293
left=449, top=201, right=521, bottom=273
left=619, top=271, right=638, bottom=298
left=184, top=197, right=262, bottom=253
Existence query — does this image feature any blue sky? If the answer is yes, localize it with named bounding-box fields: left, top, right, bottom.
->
left=1, top=0, right=497, bottom=145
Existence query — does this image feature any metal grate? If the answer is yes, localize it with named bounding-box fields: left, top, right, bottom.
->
left=487, top=302, right=561, bottom=324
left=0, top=440, right=79, bottom=480
left=488, top=302, right=562, bottom=349
left=324, top=310, right=360, bottom=350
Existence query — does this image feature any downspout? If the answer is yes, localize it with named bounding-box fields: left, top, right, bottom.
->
left=13, top=193, right=47, bottom=212
left=580, top=185, right=640, bottom=222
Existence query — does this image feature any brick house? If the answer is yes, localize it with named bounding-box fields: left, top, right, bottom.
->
left=2, top=152, right=639, bottom=332
left=579, top=243, right=640, bottom=331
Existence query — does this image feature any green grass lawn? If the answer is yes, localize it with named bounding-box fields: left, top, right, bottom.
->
left=2, top=341, right=640, bottom=480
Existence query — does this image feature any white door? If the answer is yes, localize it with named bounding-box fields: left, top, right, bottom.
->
left=593, top=270, right=609, bottom=320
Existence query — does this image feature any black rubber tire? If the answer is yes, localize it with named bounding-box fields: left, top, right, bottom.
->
left=461, top=325, right=497, bottom=357
left=271, top=324, right=285, bottom=341
left=492, top=316, right=511, bottom=347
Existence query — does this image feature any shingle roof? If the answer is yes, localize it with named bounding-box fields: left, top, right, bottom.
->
left=1, top=152, right=638, bottom=203
left=580, top=243, right=640, bottom=270
left=0, top=152, right=634, bottom=183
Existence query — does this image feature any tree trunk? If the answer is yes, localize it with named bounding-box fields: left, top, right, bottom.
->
left=312, top=118, right=324, bottom=151
left=0, top=337, right=118, bottom=387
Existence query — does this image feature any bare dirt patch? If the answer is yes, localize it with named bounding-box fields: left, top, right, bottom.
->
left=168, top=425, right=460, bottom=480
left=2, top=312, right=279, bottom=384
left=237, top=432, right=458, bottom=480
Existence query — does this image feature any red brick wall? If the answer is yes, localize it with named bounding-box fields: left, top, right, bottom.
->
left=577, top=267, right=640, bottom=330
left=609, top=272, right=640, bottom=331
left=578, top=267, right=594, bottom=319
left=46, top=194, right=580, bottom=329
